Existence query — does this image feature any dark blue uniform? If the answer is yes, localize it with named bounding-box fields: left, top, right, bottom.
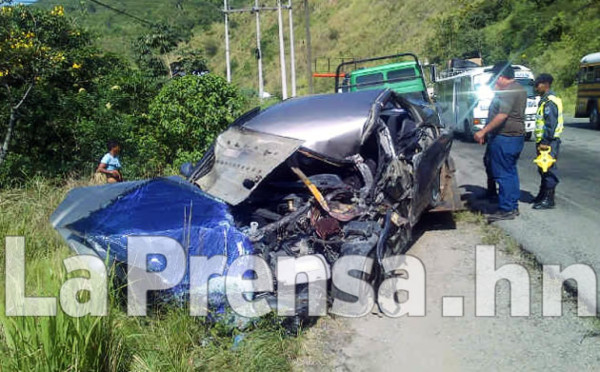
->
left=537, top=92, right=562, bottom=189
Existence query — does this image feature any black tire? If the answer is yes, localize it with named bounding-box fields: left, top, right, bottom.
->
left=590, top=105, right=600, bottom=129
left=525, top=132, right=533, bottom=141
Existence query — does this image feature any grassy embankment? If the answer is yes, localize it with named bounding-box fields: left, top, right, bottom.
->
left=0, top=179, right=301, bottom=371
left=190, top=0, right=454, bottom=97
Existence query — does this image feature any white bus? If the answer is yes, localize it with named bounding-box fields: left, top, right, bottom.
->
left=435, top=65, right=539, bottom=140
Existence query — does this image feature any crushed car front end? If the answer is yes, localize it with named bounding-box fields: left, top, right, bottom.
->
left=184, top=89, right=457, bottom=306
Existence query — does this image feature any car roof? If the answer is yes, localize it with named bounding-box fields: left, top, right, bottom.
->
left=581, top=52, right=600, bottom=65
left=242, top=89, right=385, bottom=134
left=437, top=64, right=533, bottom=81
left=242, top=89, right=389, bottom=160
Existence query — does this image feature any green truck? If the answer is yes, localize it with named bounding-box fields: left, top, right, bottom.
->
left=335, top=53, right=431, bottom=102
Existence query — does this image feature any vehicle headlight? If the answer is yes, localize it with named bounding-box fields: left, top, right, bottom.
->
left=476, top=85, right=495, bottom=100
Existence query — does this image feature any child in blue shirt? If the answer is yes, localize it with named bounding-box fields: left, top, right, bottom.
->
left=96, top=140, right=123, bottom=183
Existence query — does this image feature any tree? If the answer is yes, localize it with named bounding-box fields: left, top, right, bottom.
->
left=137, top=74, right=244, bottom=174
left=0, top=4, right=92, bottom=168
left=133, top=23, right=189, bottom=78
left=0, top=4, right=162, bottom=185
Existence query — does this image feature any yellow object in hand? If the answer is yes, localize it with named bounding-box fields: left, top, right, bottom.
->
left=533, top=146, right=556, bottom=173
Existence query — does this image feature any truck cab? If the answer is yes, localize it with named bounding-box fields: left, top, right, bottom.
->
left=335, top=53, right=431, bottom=103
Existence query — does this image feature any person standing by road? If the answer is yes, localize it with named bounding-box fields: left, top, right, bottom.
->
left=532, top=73, right=563, bottom=209
left=474, top=62, right=527, bottom=221
left=483, top=96, right=501, bottom=201
left=96, top=140, right=123, bottom=183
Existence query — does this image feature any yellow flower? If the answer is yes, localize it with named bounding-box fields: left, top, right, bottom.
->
left=51, top=52, right=66, bottom=63
left=78, top=87, right=86, bottom=93
left=0, top=70, right=7, bottom=77
left=25, top=32, right=34, bottom=39
left=105, top=102, right=112, bottom=110
left=111, top=85, right=121, bottom=90
left=1, top=6, right=13, bottom=15
left=72, top=63, right=82, bottom=69
left=50, top=6, right=64, bottom=17
left=9, top=40, right=33, bottom=50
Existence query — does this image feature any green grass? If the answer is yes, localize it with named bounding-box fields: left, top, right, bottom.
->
left=0, top=179, right=302, bottom=371
left=453, top=210, right=520, bottom=254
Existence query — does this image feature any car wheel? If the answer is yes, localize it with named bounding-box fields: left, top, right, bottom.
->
left=590, top=105, right=600, bottom=129
left=525, top=132, right=532, bottom=141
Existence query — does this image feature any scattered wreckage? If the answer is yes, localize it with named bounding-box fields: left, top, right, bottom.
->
left=52, top=88, right=459, bottom=316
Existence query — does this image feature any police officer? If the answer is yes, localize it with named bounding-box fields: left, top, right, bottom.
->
left=532, top=73, right=563, bottom=209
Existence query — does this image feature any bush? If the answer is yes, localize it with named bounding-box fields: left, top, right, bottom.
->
left=0, top=5, right=163, bottom=186
left=135, top=74, right=245, bottom=175
left=425, top=0, right=600, bottom=91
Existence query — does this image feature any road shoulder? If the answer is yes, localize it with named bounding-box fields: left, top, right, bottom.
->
left=296, top=216, right=600, bottom=371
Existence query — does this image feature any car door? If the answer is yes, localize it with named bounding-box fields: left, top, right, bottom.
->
left=410, top=106, right=453, bottom=221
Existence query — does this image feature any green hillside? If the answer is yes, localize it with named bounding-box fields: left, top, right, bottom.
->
left=189, top=0, right=456, bottom=96
left=33, top=0, right=600, bottom=103
left=33, top=0, right=244, bottom=60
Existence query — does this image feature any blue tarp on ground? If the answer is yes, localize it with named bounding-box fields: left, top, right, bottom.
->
left=51, top=176, right=253, bottom=301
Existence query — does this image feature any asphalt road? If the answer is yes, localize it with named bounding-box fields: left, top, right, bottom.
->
left=302, top=222, right=600, bottom=371
left=452, top=116, right=600, bottom=309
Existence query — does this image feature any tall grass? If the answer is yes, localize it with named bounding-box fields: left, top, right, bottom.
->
left=0, top=179, right=302, bottom=371
left=0, top=266, right=128, bottom=371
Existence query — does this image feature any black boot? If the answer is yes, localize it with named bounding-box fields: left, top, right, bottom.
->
left=533, top=188, right=555, bottom=209
left=532, top=186, right=545, bottom=204
left=484, top=178, right=498, bottom=200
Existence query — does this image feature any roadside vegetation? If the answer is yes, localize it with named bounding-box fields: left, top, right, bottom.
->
left=453, top=210, right=537, bottom=263
left=426, top=0, right=600, bottom=113
left=0, top=3, right=251, bottom=186
left=0, top=179, right=302, bottom=371
left=0, top=4, right=297, bottom=370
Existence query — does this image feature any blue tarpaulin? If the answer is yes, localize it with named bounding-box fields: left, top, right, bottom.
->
left=51, top=176, right=254, bottom=302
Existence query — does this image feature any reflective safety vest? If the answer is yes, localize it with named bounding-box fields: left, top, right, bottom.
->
left=535, top=94, right=563, bottom=143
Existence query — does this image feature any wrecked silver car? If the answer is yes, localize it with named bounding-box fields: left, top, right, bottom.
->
left=183, top=89, right=458, bottom=289
left=52, top=88, right=458, bottom=317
